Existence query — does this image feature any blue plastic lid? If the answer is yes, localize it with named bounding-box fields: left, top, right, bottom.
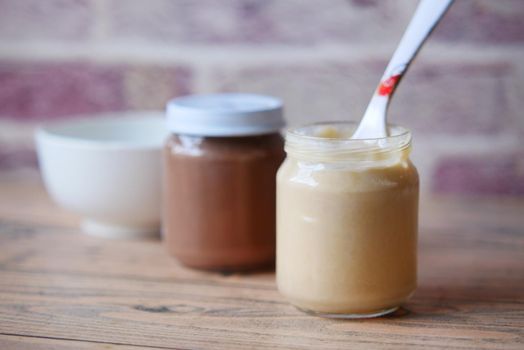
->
left=166, top=93, right=285, bottom=136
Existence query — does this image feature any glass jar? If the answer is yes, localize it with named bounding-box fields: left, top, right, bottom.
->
left=163, top=93, right=285, bottom=271
left=276, top=122, right=419, bottom=318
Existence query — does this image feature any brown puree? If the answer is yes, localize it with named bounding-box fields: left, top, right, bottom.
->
left=163, top=133, right=285, bottom=271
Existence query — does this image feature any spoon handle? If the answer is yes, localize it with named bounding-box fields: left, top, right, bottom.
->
left=353, top=0, right=453, bottom=139
left=377, top=0, right=454, bottom=98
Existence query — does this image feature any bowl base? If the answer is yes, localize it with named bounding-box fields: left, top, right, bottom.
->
left=82, top=219, right=159, bottom=239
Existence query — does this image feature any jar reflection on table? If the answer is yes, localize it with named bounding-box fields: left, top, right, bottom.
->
left=277, top=122, right=419, bottom=318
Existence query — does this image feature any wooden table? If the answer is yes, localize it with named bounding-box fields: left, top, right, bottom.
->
left=0, top=176, right=523, bottom=349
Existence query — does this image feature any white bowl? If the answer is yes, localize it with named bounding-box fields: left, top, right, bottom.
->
left=35, top=112, right=168, bottom=238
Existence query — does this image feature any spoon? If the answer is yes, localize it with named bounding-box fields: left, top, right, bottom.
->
left=352, top=0, right=454, bottom=139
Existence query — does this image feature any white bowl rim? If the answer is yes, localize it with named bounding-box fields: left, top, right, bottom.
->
left=35, top=111, right=168, bottom=151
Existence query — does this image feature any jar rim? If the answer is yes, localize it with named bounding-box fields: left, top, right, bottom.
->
left=284, top=121, right=412, bottom=162
left=286, top=121, right=411, bottom=142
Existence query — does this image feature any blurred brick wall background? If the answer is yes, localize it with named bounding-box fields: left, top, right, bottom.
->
left=0, top=0, right=523, bottom=195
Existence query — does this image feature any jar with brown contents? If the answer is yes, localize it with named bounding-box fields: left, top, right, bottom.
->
left=163, top=94, right=285, bottom=271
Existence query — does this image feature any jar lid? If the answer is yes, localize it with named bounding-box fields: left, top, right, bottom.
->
left=166, top=93, right=285, bottom=136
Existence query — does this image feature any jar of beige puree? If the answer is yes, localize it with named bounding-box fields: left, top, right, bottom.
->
left=277, top=122, right=419, bottom=318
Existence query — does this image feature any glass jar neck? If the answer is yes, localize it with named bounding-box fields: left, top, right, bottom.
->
left=284, top=122, right=412, bottom=166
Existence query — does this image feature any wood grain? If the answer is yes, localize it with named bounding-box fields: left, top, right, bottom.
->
left=0, top=178, right=523, bottom=349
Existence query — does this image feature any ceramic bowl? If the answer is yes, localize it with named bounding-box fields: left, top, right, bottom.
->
left=35, top=112, right=168, bottom=238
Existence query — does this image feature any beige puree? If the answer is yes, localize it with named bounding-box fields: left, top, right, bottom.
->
left=276, top=123, right=419, bottom=316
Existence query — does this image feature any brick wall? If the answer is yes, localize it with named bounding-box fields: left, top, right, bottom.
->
left=0, top=0, right=523, bottom=195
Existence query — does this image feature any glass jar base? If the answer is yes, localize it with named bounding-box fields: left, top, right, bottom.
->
left=296, top=305, right=399, bottom=319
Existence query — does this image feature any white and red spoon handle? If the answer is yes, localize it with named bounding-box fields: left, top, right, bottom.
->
left=353, top=0, right=454, bottom=139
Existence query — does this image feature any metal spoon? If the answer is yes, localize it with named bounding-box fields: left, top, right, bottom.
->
left=352, top=0, right=454, bottom=139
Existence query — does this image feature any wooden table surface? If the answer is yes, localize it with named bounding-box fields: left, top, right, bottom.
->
left=0, top=176, right=523, bottom=349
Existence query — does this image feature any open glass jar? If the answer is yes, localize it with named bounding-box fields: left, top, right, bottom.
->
left=276, top=122, right=419, bottom=318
